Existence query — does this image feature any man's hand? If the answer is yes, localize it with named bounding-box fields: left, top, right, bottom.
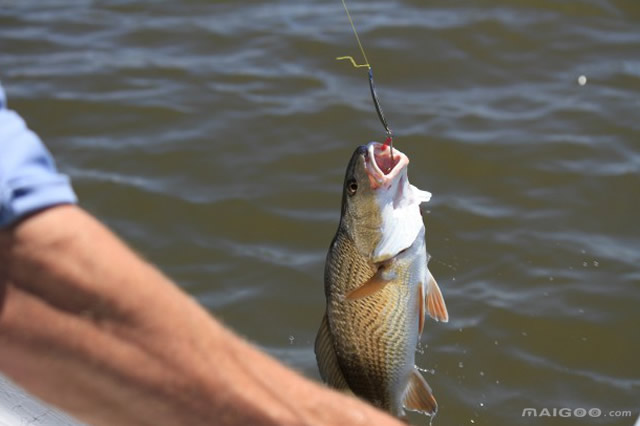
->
left=0, top=205, right=401, bottom=426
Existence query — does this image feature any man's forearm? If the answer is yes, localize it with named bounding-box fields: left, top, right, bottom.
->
left=0, top=206, right=400, bottom=425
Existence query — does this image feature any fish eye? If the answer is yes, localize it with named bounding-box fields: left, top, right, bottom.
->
left=347, top=179, right=358, bottom=195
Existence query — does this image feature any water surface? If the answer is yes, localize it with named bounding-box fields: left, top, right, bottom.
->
left=1, top=1, right=638, bottom=424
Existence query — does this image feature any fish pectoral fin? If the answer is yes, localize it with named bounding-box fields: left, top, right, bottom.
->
left=403, top=368, right=438, bottom=416
left=314, top=314, right=349, bottom=390
left=346, top=265, right=394, bottom=300
left=426, top=272, right=449, bottom=323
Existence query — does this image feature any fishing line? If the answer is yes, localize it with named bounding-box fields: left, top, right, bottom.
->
left=338, top=0, right=370, bottom=68
left=337, top=0, right=394, bottom=161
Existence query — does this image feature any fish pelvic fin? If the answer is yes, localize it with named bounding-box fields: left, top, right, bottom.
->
left=314, top=314, right=350, bottom=390
left=403, top=368, right=438, bottom=416
left=426, top=272, right=449, bottom=323
left=345, top=264, right=394, bottom=300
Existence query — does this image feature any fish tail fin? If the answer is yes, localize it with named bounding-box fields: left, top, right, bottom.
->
left=314, top=313, right=350, bottom=390
left=402, top=368, right=438, bottom=416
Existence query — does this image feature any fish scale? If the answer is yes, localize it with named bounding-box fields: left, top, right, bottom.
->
left=326, top=229, right=415, bottom=412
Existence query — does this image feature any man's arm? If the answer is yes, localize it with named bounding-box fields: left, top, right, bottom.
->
left=0, top=205, right=400, bottom=426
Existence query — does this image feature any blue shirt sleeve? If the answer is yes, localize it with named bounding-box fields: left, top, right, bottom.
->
left=0, top=82, right=77, bottom=228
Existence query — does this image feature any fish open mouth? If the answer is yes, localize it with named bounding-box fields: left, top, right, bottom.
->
left=365, top=142, right=409, bottom=189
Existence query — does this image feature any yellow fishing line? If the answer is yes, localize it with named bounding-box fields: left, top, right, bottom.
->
left=337, top=0, right=393, bottom=155
left=336, top=56, right=369, bottom=68
left=338, top=0, right=371, bottom=69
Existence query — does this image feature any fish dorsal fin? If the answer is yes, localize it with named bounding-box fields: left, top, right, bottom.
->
left=346, top=262, right=395, bottom=300
left=426, top=272, right=449, bottom=322
left=314, top=314, right=350, bottom=390
left=403, top=368, right=438, bottom=416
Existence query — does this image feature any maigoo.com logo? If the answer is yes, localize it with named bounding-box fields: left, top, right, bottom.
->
left=522, top=408, right=633, bottom=418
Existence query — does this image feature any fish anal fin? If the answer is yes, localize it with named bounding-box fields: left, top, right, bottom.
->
left=346, top=268, right=392, bottom=300
left=427, top=273, right=449, bottom=323
left=418, top=284, right=425, bottom=335
left=314, top=314, right=349, bottom=390
left=403, top=369, right=438, bottom=416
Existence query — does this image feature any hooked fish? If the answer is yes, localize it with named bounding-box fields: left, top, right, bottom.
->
left=315, top=141, right=448, bottom=419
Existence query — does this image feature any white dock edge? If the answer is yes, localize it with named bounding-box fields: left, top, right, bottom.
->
left=0, top=375, right=82, bottom=426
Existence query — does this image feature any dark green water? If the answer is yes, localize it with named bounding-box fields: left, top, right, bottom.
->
left=1, top=1, right=638, bottom=425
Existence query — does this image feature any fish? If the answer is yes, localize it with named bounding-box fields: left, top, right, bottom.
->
left=315, top=141, right=448, bottom=419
